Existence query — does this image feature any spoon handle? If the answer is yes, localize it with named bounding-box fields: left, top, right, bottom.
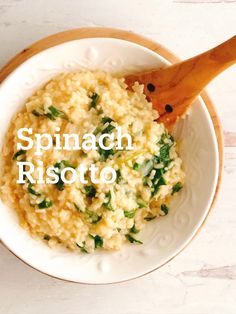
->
left=159, top=35, right=236, bottom=92
left=125, top=36, right=236, bottom=129
left=159, top=36, right=236, bottom=124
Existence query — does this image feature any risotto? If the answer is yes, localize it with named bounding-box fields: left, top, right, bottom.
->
left=0, top=71, right=184, bottom=253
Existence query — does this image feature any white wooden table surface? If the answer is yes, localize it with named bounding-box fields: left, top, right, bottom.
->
left=0, top=1, right=236, bottom=313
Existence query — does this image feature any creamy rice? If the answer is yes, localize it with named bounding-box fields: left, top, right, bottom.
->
left=0, top=71, right=184, bottom=253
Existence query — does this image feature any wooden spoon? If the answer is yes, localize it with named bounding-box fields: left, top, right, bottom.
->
left=125, top=36, right=236, bottom=130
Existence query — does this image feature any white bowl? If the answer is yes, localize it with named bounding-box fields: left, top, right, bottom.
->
left=0, top=38, right=219, bottom=284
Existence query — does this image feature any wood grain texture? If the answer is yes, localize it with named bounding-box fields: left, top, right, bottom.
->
left=125, top=36, right=236, bottom=128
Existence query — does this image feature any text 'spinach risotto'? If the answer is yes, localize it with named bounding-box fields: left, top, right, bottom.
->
left=0, top=71, right=184, bottom=253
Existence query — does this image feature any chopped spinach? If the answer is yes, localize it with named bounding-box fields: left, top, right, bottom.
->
left=43, top=234, right=51, bottom=241
left=142, top=176, right=149, bottom=186
left=158, top=134, right=174, bottom=167
left=54, top=160, right=76, bottom=191
left=133, top=162, right=140, bottom=171
left=137, top=155, right=167, bottom=198
left=38, top=199, right=53, bottom=209
left=172, top=182, right=183, bottom=195
left=93, top=117, right=114, bottom=135
left=86, top=210, right=102, bottom=224
left=92, top=235, right=103, bottom=249
left=160, top=144, right=170, bottom=161
left=84, top=185, right=96, bottom=198
left=101, top=117, right=113, bottom=124
left=103, top=124, right=115, bottom=134
left=27, top=183, right=41, bottom=196
left=90, top=92, right=99, bottom=109
left=124, top=209, right=136, bottom=218
left=101, top=117, right=115, bottom=134
left=32, top=110, right=41, bottom=117
left=93, top=126, right=102, bottom=136
left=152, top=168, right=164, bottom=184
left=76, top=242, right=88, bottom=253
left=125, top=234, right=143, bottom=244
left=98, top=146, right=115, bottom=161
left=137, top=199, right=147, bottom=208
left=130, top=224, right=140, bottom=234
left=151, top=175, right=166, bottom=197
left=55, top=177, right=65, bottom=191
left=13, top=149, right=26, bottom=161
left=103, top=191, right=113, bottom=211
left=59, top=160, right=76, bottom=168
left=32, top=106, right=68, bottom=120
left=74, top=203, right=81, bottom=212
left=96, top=117, right=116, bottom=161
left=116, top=169, right=122, bottom=183
left=45, top=106, right=68, bottom=121
left=158, top=133, right=174, bottom=145
left=144, top=215, right=157, bottom=221
left=161, top=204, right=169, bottom=216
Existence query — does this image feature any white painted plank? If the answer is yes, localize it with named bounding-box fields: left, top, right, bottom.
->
left=0, top=1, right=236, bottom=313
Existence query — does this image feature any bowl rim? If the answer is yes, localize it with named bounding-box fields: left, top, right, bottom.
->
left=0, top=27, right=224, bottom=285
